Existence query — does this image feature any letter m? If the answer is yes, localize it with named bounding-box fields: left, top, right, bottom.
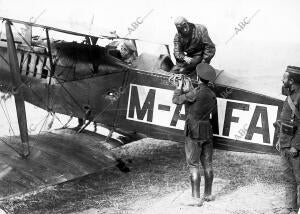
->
left=128, top=85, right=155, bottom=122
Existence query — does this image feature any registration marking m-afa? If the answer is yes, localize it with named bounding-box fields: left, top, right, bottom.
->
left=126, top=84, right=278, bottom=146
left=127, top=84, right=186, bottom=130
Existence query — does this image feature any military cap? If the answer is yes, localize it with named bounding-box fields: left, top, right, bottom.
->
left=196, top=63, right=216, bottom=82
left=286, top=65, right=300, bottom=75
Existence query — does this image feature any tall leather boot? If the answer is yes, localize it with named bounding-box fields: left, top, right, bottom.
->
left=179, top=167, right=203, bottom=207
left=180, top=167, right=202, bottom=206
left=284, top=183, right=297, bottom=211
left=203, top=168, right=214, bottom=201
left=190, top=167, right=200, bottom=198
left=297, top=185, right=300, bottom=210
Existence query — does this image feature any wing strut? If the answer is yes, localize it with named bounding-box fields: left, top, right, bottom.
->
left=45, top=28, right=55, bottom=77
left=5, top=20, right=30, bottom=158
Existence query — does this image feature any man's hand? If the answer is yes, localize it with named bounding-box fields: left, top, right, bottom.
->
left=179, top=68, right=185, bottom=73
left=177, top=79, right=183, bottom=90
left=276, top=140, right=281, bottom=152
left=289, top=147, right=298, bottom=157
left=201, top=59, right=207, bottom=64
left=184, top=56, right=193, bottom=64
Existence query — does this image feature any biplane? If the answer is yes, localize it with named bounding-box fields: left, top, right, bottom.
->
left=0, top=17, right=283, bottom=199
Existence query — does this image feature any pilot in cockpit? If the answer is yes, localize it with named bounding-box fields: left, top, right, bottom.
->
left=106, top=40, right=137, bottom=65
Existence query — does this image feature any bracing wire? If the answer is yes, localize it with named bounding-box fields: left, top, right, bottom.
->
left=28, top=111, right=50, bottom=133
left=12, top=23, right=85, bottom=115
left=0, top=100, right=27, bottom=156
left=0, top=137, right=24, bottom=157
left=0, top=22, right=85, bottom=140
left=49, top=112, right=64, bottom=126
left=37, top=112, right=51, bottom=135
left=0, top=99, right=15, bottom=136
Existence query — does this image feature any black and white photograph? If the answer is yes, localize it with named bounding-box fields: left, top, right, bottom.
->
left=0, top=0, right=299, bottom=213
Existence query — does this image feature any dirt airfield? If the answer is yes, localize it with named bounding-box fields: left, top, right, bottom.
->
left=0, top=137, right=288, bottom=214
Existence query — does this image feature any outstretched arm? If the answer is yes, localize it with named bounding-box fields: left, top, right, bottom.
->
left=174, top=34, right=185, bottom=62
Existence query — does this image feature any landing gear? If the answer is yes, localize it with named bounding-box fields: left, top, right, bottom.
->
left=77, top=118, right=84, bottom=128
left=75, top=118, right=97, bottom=133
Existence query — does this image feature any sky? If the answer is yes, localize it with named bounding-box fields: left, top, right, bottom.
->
left=0, top=0, right=300, bottom=79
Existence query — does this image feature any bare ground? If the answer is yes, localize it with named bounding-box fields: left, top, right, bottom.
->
left=0, top=138, right=287, bottom=214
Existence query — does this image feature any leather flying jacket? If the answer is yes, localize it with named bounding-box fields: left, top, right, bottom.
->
left=173, top=23, right=216, bottom=64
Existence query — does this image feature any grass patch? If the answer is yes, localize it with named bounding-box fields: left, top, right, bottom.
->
left=0, top=138, right=283, bottom=214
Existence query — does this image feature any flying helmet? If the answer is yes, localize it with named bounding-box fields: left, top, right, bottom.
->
left=174, top=16, right=188, bottom=27
left=196, top=63, right=216, bottom=82
left=117, top=40, right=137, bottom=58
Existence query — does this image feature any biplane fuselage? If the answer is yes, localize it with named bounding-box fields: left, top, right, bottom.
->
left=0, top=17, right=285, bottom=155
left=0, top=37, right=283, bottom=154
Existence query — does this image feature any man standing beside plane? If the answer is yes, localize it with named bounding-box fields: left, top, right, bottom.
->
left=277, top=66, right=300, bottom=214
left=171, top=16, right=216, bottom=78
left=172, top=63, right=217, bottom=206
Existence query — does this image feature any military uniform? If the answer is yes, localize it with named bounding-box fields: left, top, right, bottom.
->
left=279, top=85, right=300, bottom=212
left=172, top=23, right=216, bottom=77
left=172, top=82, right=216, bottom=200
